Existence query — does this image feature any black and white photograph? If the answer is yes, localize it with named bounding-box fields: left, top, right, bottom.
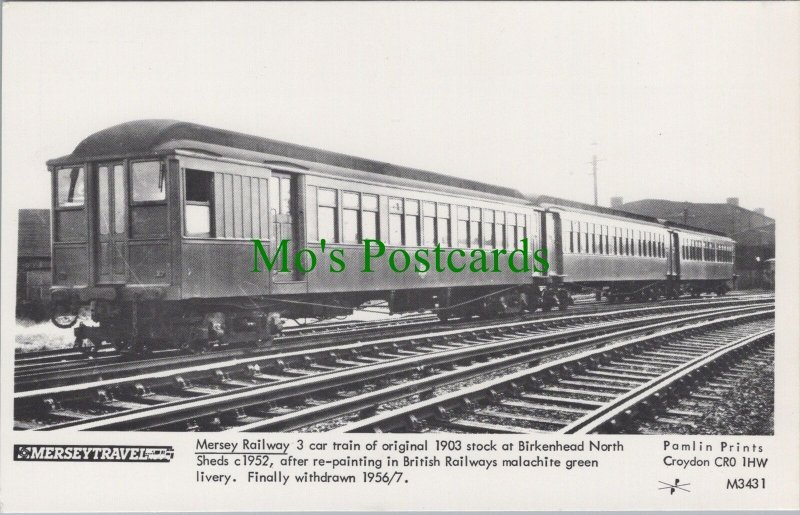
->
left=1, top=2, right=797, bottom=512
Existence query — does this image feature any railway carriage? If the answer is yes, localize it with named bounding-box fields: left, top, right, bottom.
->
left=541, top=202, right=673, bottom=301
left=668, top=224, right=735, bottom=296
left=47, top=120, right=548, bottom=353
left=535, top=198, right=735, bottom=301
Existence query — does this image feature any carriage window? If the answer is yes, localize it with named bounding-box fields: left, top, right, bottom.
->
left=362, top=194, right=378, bottom=240
left=405, top=199, right=420, bottom=246
left=579, top=222, right=585, bottom=253
left=457, top=206, right=469, bottom=247
left=423, top=202, right=436, bottom=246
left=98, top=168, right=110, bottom=235
left=279, top=177, right=292, bottom=214
left=342, top=191, right=360, bottom=243
left=496, top=211, right=506, bottom=249
left=582, top=222, right=589, bottom=253
left=389, top=197, right=403, bottom=245
left=437, top=204, right=451, bottom=247
left=568, top=221, right=574, bottom=253
left=185, top=169, right=213, bottom=237
left=597, top=225, right=603, bottom=254
left=611, top=227, right=616, bottom=255
left=57, top=167, right=85, bottom=207
left=131, top=161, right=165, bottom=202
left=469, top=208, right=481, bottom=248
left=318, top=188, right=337, bottom=242
left=113, top=165, right=126, bottom=235
left=483, top=210, right=494, bottom=248
left=506, top=212, right=516, bottom=250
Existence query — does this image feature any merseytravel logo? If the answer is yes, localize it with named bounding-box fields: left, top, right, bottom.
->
left=14, top=444, right=174, bottom=463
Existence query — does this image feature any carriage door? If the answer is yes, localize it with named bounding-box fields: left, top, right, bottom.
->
left=670, top=231, right=681, bottom=278
left=544, top=211, right=563, bottom=277
left=95, top=163, right=128, bottom=284
left=270, top=172, right=301, bottom=282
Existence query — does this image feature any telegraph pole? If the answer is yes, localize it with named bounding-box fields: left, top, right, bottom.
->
left=592, top=154, right=598, bottom=206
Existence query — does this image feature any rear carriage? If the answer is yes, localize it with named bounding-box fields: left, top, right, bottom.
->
left=668, top=223, right=735, bottom=296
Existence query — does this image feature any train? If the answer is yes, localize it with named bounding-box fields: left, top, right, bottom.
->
left=44, top=120, right=735, bottom=354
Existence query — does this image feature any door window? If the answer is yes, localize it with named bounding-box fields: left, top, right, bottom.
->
left=131, top=161, right=165, bottom=202
left=57, top=167, right=85, bottom=207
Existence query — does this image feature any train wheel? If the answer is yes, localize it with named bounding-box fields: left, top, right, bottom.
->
left=51, top=304, right=78, bottom=329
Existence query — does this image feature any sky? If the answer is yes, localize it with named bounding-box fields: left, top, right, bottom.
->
left=3, top=2, right=798, bottom=215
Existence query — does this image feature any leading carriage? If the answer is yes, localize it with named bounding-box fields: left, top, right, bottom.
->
left=47, top=120, right=552, bottom=353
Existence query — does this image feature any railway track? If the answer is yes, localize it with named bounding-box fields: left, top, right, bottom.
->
left=617, top=338, right=774, bottom=435
left=338, top=314, right=773, bottom=434
left=15, top=300, right=772, bottom=431
left=15, top=297, right=772, bottom=395
left=15, top=293, right=774, bottom=384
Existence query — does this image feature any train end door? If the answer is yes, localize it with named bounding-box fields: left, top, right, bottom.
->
left=95, top=163, right=128, bottom=284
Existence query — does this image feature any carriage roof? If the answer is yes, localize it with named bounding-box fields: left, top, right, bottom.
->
left=531, top=194, right=731, bottom=240
left=47, top=119, right=526, bottom=200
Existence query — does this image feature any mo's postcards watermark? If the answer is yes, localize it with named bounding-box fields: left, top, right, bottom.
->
left=253, top=238, right=550, bottom=274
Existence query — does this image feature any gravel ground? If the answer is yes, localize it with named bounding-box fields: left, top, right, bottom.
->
left=638, top=344, right=774, bottom=435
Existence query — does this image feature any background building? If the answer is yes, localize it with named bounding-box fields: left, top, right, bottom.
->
left=17, top=209, right=51, bottom=319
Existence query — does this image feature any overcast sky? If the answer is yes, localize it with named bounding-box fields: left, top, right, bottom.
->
left=3, top=3, right=798, bottom=215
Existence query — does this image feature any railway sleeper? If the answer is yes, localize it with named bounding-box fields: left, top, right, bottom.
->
left=475, top=408, right=570, bottom=428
